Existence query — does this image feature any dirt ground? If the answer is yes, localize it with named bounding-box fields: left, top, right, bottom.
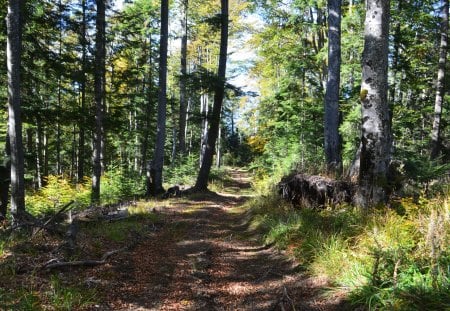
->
left=79, top=169, right=349, bottom=311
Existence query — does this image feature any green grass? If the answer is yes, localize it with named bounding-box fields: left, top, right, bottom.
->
left=46, top=275, right=97, bottom=311
left=84, top=212, right=161, bottom=242
left=246, top=192, right=450, bottom=310
left=0, top=276, right=97, bottom=311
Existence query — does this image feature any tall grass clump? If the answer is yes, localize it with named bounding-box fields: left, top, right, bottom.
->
left=247, top=191, right=450, bottom=310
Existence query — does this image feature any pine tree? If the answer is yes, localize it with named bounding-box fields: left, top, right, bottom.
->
left=152, top=0, right=169, bottom=195
left=6, top=0, right=25, bottom=217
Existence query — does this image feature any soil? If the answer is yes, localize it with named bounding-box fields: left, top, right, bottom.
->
left=84, top=169, right=349, bottom=311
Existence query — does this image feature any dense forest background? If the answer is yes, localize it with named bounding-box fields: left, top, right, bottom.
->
left=0, top=0, right=449, bottom=309
left=0, top=0, right=448, bottom=203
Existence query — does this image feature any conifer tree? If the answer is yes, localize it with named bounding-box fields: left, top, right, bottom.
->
left=6, top=0, right=25, bottom=217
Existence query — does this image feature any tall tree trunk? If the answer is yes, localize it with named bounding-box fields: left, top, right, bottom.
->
left=152, top=0, right=169, bottom=195
left=92, top=0, right=106, bottom=204
left=200, top=93, right=209, bottom=166
left=36, top=117, right=43, bottom=189
left=7, top=0, right=25, bottom=217
left=194, top=0, right=228, bottom=191
left=357, top=0, right=391, bottom=207
left=431, top=0, right=448, bottom=160
left=56, top=0, right=62, bottom=175
left=324, top=0, right=342, bottom=174
left=178, top=0, right=188, bottom=155
left=143, top=37, right=153, bottom=196
left=216, top=125, right=221, bottom=168
left=78, top=0, right=87, bottom=182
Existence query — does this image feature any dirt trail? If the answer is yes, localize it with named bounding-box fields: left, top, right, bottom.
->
left=92, top=169, right=347, bottom=311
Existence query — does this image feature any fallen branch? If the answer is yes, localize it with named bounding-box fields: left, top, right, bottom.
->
left=41, top=246, right=128, bottom=270
left=32, top=200, right=75, bottom=237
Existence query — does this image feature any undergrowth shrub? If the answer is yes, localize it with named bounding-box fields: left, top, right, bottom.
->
left=247, top=192, right=450, bottom=310
left=165, top=155, right=199, bottom=186
left=100, top=168, right=145, bottom=204
left=25, top=168, right=146, bottom=216
left=26, top=175, right=91, bottom=216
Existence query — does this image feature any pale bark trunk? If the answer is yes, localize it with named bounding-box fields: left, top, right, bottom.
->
left=179, top=0, right=188, bottom=154
left=431, top=0, right=448, bottom=160
left=357, top=0, right=391, bottom=207
left=152, top=0, right=169, bottom=195
left=78, top=0, right=87, bottom=182
left=195, top=0, right=228, bottom=191
left=200, top=93, right=209, bottom=167
left=324, top=0, right=342, bottom=173
left=36, top=118, right=43, bottom=189
left=7, top=0, right=25, bottom=216
left=143, top=37, right=153, bottom=196
left=92, top=0, right=106, bottom=204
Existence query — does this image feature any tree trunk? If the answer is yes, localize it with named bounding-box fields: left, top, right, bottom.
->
left=152, top=0, right=169, bottom=195
left=7, top=0, right=25, bottom=217
left=357, top=0, right=391, bottom=207
left=324, top=0, right=342, bottom=174
left=194, top=0, right=228, bottom=191
left=178, top=0, right=188, bottom=155
left=56, top=0, right=63, bottom=175
left=36, top=117, right=43, bottom=189
left=92, top=0, right=106, bottom=204
left=431, top=0, right=448, bottom=160
left=200, top=93, right=209, bottom=167
left=78, top=0, right=87, bottom=182
left=143, top=37, right=153, bottom=196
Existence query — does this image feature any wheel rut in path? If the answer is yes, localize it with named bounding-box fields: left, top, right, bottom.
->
left=93, top=170, right=348, bottom=311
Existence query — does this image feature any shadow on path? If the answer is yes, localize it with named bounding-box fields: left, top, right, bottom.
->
left=92, top=170, right=348, bottom=311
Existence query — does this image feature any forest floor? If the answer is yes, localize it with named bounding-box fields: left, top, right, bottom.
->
left=87, top=169, right=349, bottom=311
left=1, top=169, right=351, bottom=310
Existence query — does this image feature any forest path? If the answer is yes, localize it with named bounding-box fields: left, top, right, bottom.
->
left=94, top=169, right=346, bottom=311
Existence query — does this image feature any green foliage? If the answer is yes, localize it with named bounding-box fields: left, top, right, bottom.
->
left=25, top=168, right=146, bottom=216
left=100, top=168, right=145, bottom=205
left=165, top=155, right=199, bottom=186
left=46, top=275, right=96, bottom=311
left=84, top=213, right=158, bottom=243
left=26, top=176, right=91, bottom=216
left=247, top=191, right=450, bottom=310
left=0, top=288, right=42, bottom=311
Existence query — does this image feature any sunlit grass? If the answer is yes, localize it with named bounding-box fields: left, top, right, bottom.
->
left=246, top=191, right=450, bottom=310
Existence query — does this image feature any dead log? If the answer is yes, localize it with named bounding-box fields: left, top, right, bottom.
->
left=41, top=246, right=128, bottom=270
left=279, top=173, right=354, bottom=208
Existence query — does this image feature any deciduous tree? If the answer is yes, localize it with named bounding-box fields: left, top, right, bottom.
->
left=357, top=0, right=391, bottom=207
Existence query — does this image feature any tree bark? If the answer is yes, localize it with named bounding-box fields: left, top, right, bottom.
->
left=92, top=0, right=106, bottom=204
left=357, top=0, right=391, bottom=207
left=7, top=0, right=25, bottom=217
left=324, top=0, right=342, bottom=174
left=152, top=0, right=169, bottom=195
left=78, top=0, right=88, bottom=182
left=431, top=0, right=448, bottom=160
left=178, top=0, right=188, bottom=155
left=194, top=0, right=228, bottom=191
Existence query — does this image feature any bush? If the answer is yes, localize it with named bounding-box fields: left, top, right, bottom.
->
left=26, top=175, right=91, bottom=216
